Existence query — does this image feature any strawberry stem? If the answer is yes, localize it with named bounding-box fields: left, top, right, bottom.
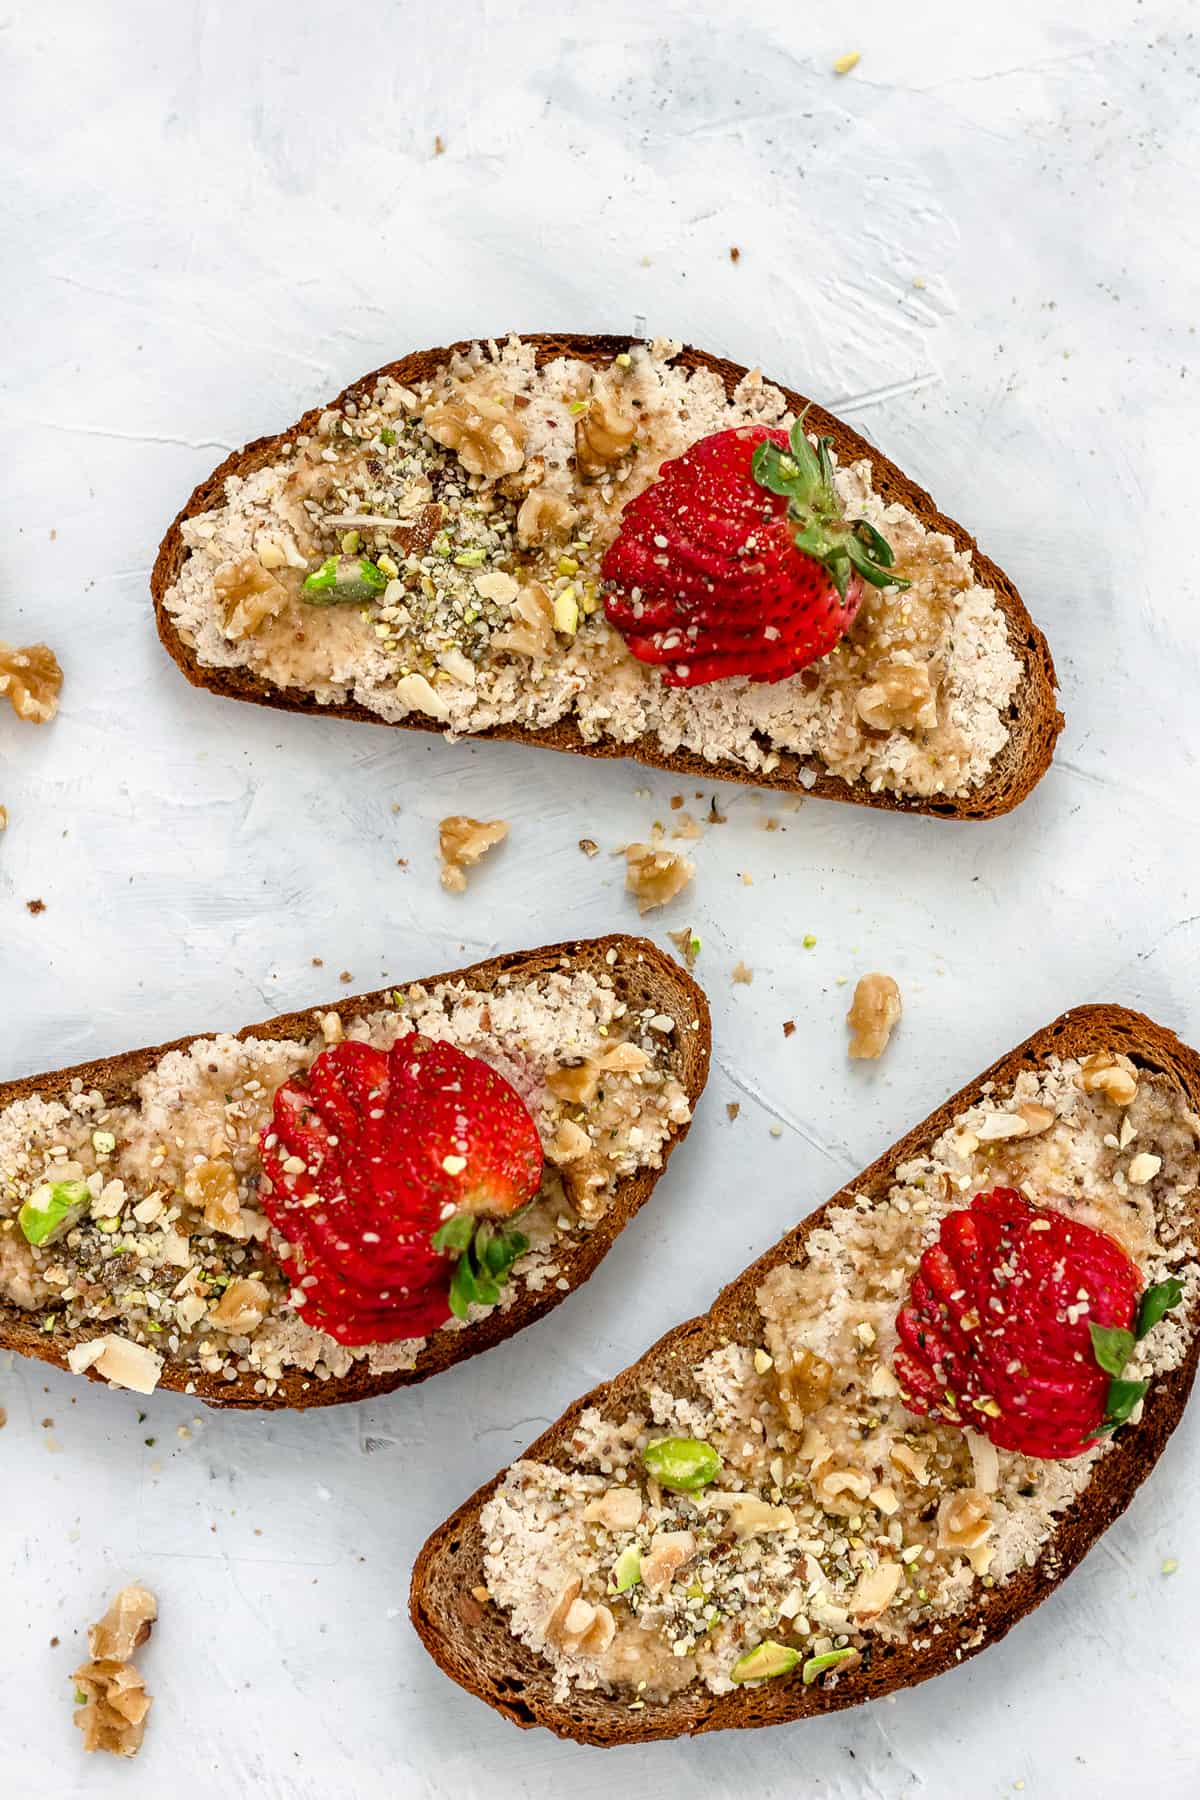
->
left=432, top=1213, right=530, bottom=1319
left=752, top=412, right=909, bottom=601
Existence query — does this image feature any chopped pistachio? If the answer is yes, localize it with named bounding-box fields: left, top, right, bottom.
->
left=454, top=548, right=487, bottom=569
left=732, top=1641, right=799, bottom=1683
left=18, top=1180, right=90, bottom=1246
left=612, top=1545, right=642, bottom=1593
left=302, top=555, right=387, bottom=605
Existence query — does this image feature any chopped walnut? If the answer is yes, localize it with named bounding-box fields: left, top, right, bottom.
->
left=775, top=1344, right=834, bottom=1425
left=546, top=1040, right=649, bottom=1106
left=812, top=1466, right=873, bottom=1516
left=213, top=555, right=288, bottom=640
left=625, top=842, right=694, bottom=914
left=574, top=375, right=637, bottom=478
left=1015, top=1101, right=1056, bottom=1135
left=438, top=815, right=509, bottom=892
left=515, top=488, right=579, bottom=548
left=208, top=1276, right=271, bottom=1334
left=0, top=641, right=63, bottom=723
left=846, top=972, right=902, bottom=1060
left=937, top=1488, right=994, bottom=1574
left=72, top=1584, right=157, bottom=1758
left=889, top=1442, right=931, bottom=1485
left=849, top=1560, right=902, bottom=1620
left=559, top=1150, right=610, bottom=1218
left=493, top=581, right=556, bottom=659
left=582, top=1487, right=643, bottom=1531
left=544, top=1578, right=616, bottom=1655
left=640, top=1529, right=697, bottom=1593
left=707, top=1493, right=796, bottom=1539
left=1079, top=1050, right=1138, bottom=1107
left=423, top=386, right=525, bottom=478
left=731, top=961, right=753, bottom=985
left=855, top=659, right=938, bottom=732
left=184, top=1158, right=242, bottom=1235
left=547, top=1118, right=592, bottom=1165
left=667, top=925, right=699, bottom=968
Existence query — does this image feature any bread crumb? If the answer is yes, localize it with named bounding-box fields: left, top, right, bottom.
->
left=726, top=1102, right=740, bottom=1122
left=740, top=872, right=753, bottom=887
left=670, top=795, right=684, bottom=810
left=433, top=135, right=446, bottom=156
left=782, top=1020, right=796, bottom=1038
left=26, top=898, right=45, bottom=915
left=439, top=815, right=509, bottom=893
left=729, top=246, right=741, bottom=263
left=769, top=1122, right=783, bottom=1138
left=732, top=962, right=754, bottom=986
left=833, top=51, right=861, bottom=75
left=339, top=971, right=353, bottom=985
left=0, top=805, right=7, bottom=831
left=311, top=957, right=323, bottom=967
left=578, top=838, right=599, bottom=858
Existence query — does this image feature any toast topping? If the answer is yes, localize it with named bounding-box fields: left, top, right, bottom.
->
left=0, top=965, right=693, bottom=1396
left=72, top=1584, right=157, bottom=1758
left=601, top=418, right=904, bottom=687
left=478, top=1052, right=1198, bottom=1705
left=165, top=338, right=1024, bottom=802
left=259, top=1037, right=543, bottom=1345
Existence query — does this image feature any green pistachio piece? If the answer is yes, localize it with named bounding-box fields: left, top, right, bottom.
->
left=641, top=1436, right=720, bottom=1493
left=301, top=554, right=388, bottom=605
left=612, top=1546, right=642, bottom=1593
left=731, top=1641, right=799, bottom=1683
left=802, top=1647, right=859, bottom=1686
left=18, top=1180, right=90, bottom=1246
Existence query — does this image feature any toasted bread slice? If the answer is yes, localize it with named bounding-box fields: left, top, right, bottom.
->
left=410, top=1004, right=1199, bottom=1743
left=151, top=333, right=1062, bottom=820
left=0, top=936, right=710, bottom=1410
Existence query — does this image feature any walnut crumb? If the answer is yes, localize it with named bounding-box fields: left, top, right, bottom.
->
left=578, top=838, right=599, bottom=858
left=667, top=926, right=699, bottom=968
left=439, top=815, right=509, bottom=892
left=732, top=962, right=754, bottom=985
left=847, top=973, right=902, bottom=1059
left=625, top=842, right=694, bottom=914
left=338, top=971, right=353, bottom=985
left=726, top=1102, right=740, bottom=1122
left=72, top=1585, right=157, bottom=1758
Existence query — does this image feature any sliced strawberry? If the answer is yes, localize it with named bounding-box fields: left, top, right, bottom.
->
left=602, top=420, right=905, bottom=688
left=893, top=1188, right=1143, bottom=1460
left=258, top=1034, right=544, bottom=1345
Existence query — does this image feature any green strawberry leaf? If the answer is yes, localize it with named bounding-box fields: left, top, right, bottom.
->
left=1090, top=1375, right=1150, bottom=1439
left=1089, top=1322, right=1135, bottom=1377
left=1136, top=1277, right=1184, bottom=1340
left=750, top=440, right=800, bottom=497
left=431, top=1214, right=474, bottom=1253
left=437, top=1213, right=531, bottom=1319
left=852, top=518, right=896, bottom=568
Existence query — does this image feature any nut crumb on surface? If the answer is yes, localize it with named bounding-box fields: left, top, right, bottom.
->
left=0, top=641, right=63, bottom=723
left=439, top=815, right=509, bottom=893
left=578, top=838, right=599, bottom=858
left=625, top=842, right=694, bottom=914
left=338, top=970, right=353, bottom=985
left=667, top=926, right=700, bottom=968
left=731, top=961, right=754, bottom=985
left=0, top=805, right=7, bottom=831
left=847, top=972, right=902, bottom=1060
left=72, top=1584, right=157, bottom=1758
left=726, top=1102, right=740, bottom=1121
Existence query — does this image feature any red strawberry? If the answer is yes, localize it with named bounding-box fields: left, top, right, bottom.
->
left=258, top=1035, right=543, bottom=1345
left=601, top=418, right=907, bottom=687
left=893, top=1188, right=1142, bottom=1460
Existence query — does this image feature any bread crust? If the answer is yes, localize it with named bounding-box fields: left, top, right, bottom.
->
left=409, top=1004, right=1200, bottom=1743
left=0, top=936, right=710, bottom=1410
left=151, top=333, right=1063, bottom=820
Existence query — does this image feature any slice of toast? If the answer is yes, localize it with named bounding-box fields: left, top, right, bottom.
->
left=0, top=936, right=710, bottom=1411
left=151, top=333, right=1063, bottom=820
left=410, top=1004, right=1199, bottom=1743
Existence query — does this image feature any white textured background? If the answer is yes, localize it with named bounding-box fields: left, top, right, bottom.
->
left=3, top=3, right=1199, bottom=1795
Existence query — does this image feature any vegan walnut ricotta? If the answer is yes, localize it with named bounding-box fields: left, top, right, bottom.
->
left=0, top=964, right=692, bottom=1397
left=479, top=1053, right=1199, bottom=1704
left=164, top=336, right=1023, bottom=801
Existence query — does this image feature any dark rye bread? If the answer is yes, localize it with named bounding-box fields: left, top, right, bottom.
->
left=0, top=935, right=710, bottom=1412
left=151, top=333, right=1063, bottom=821
left=410, top=1004, right=1200, bottom=1744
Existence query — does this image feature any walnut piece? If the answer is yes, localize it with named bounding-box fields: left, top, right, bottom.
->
left=208, top=1276, right=271, bottom=1334
left=0, top=641, right=63, bottom=723
left=640, top=1529, right=697, bottom=1593
left=707, top=1493, right=796, bottom=1539
left=849, top=1560, right=903, bottom=1620
left=855, top=659, right=938, bottom=732
left=423, top=386, right=525, bottom=478
left=846, top=972, right=902, bottom=1060
left=438, top=815, right=509, bottom=892
left=72, top=1584, right=157, bottom=1758
left=625, top=842, right=695, bottom=914
left=516, top=488, right=578, bottom=548
left=1079, top=1050, right=1138, bottom=1107
left=493, top=581, right=556, bottom=659
left=812, top=1466, right=873, bottom=1516
left=184, top=1158, right=242, bottom=1235
left=213, top=555, right=287, bottom=640
left=546, top=1040, right=649, bottom=1106
left=544, top=1578, right=616, bottom=1655
left=574, top=376, right=637, bottom=478
left=937, top=1488, right=994, bottom=1574
left=582, top=1487, right=642, bottom=1531
left=775, top=1343, right=834, bottom=1426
